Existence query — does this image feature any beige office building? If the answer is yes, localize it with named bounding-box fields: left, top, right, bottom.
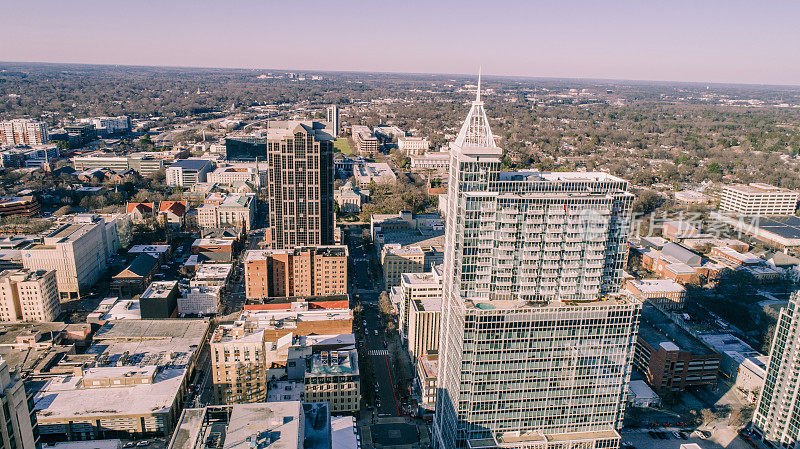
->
left=0, top=269, right=61, bottom=322
left=351, top=125, right=378, bottom=157
left=206, top=166, right=261, bottom=187
left=407, top=298, right=441, bottom=362
left=197, top=194, right=255, bottom=231
left=398, top=136, right=429, bottom=155
left=410, top=152, right=450, bottom=172
left=720, top=183, right=800, bottom=216
left=302, top=346, right=360, bottom=414
left=21, top=216, right=111, bottom=300
left=210, top=299, right=353, bottom=406
left=381, top=244, right=424, bottom=287
left=393, top=266, right=443, bottom=340
left=210, top=325, right=268, bottom=404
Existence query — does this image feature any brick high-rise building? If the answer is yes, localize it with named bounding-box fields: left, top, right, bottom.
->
left=244, top=246, right=348, bottom=299
left=265, top=121, right=334, bottom=249
left=0, top=119, right=49, bottom=146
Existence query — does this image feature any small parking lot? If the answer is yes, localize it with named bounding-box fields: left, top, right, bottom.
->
left=620, top=427, right=752, bottom=449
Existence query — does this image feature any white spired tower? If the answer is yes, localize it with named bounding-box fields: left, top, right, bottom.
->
left=433, top=74, right=641, bottom=449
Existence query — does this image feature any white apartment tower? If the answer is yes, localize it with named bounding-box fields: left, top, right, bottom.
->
left=433, top=77, right=640, bottom=449
left=326, top=105, right=340, bottom=137
left=753, top=292, right=800, bottom=448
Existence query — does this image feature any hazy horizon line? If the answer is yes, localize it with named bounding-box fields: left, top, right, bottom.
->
left=2, top=59, right=799, bottom=90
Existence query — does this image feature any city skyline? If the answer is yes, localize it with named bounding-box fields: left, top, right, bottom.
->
left=2, top=0, right=800, bottom=86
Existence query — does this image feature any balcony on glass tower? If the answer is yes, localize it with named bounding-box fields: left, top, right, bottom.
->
left=497, top=240, right=514, bottom=251
left=540, top=280, right=558, bottom=288
left=525, top=224, right=544, bottom=233
left=560, top=278, right=579, bottom=287
left=583, top=277, right=602, bottom=287
left=544, top=234, right=564, bottom=243
left=543, top=244, right=562, bottom=253
left=581, top=286, right=601, bottom=295
left=478, top=223, right=495, bottom=232
left=584, top=260, right=604, bottom=269
left=499, top=216, right=517, bottom=224
left=496, top=276, right=513, bottom=288
left=497, top=260, right=514, bottom=270
left=477, top=240, right=493, bottom=249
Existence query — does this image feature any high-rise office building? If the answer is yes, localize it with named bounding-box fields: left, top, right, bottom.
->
left=753, top=291, right=800, bottom=448
left=265, top=121, right=334, bottom=249
left=433, top=79, right=640, bottom=449
left=326, top=105, right=340, bottom=138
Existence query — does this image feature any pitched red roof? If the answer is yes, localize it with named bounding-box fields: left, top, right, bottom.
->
left=158, top=200, right=187, bottom=217
left=126, top=202, right=154, bottom=214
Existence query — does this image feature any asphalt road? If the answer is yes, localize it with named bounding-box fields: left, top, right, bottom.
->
left=347, top=227, right=402, bottom=418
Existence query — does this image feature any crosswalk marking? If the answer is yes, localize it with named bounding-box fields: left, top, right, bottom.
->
left=369, top=349, right=389, bottom=356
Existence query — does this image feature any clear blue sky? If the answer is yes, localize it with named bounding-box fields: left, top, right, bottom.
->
left=2, top=0, right=799, bottom=85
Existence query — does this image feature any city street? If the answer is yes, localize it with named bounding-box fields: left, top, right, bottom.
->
left=347, top=227, right=400, bottom=416
left=346, top=225, right=431, bottom=448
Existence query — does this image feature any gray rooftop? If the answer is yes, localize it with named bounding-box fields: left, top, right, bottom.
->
left=661, top=242, right=702, bottom=267
left=168, top=402, right=331, bottom=449
left=169, top=159, right=212, bottom=171
left=638, top=304, right=715, bottom=356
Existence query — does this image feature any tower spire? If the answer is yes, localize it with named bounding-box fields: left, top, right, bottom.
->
left=476, top=66, right=482, bottom=103
left=454, top=69, right=496, bottom=149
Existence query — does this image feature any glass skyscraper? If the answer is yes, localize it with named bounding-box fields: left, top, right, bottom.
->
left=433, top=79, right=641, bottom=449
left=753, top=291, right=800, bottom=448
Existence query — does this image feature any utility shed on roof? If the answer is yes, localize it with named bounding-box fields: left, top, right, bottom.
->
left=661, top=242, right=701, bottom=267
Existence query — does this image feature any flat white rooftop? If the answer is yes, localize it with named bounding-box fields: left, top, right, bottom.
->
left=194, top=263, right=232, bottom=279
left=141, top=281, right=177, bottom=299
left=629, top=279, right=685, bottom=294
left=34, top=367, right=186, bottom=420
